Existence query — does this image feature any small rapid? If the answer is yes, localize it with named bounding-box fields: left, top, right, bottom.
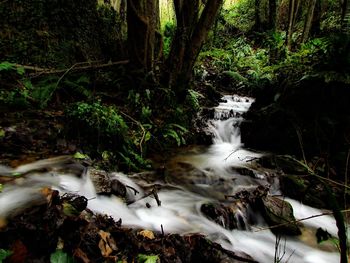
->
left=0, top=95, right=341, bottom=263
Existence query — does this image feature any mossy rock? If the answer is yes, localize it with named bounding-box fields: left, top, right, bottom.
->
left=261, top=196, right=301, bottom=236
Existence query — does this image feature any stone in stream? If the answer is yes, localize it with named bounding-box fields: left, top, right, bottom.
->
left=260, top=196, right=301, bottom=236
left=88, top=168, right=126, bottom=197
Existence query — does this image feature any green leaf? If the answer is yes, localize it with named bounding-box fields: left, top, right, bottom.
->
left=50, top=250, right=75, bottom=263
left=73, top=152, right=89, bottom=160
left=144, top=131, right=151, bottom=142
left=0, top=129, right=5, bottom=138
left=137, top=254, right=159, bottom=263
left=16, top=66, right=25, bottom=75
left=0, top=61, right=14, bottom=71
left=0, top=249, right=12, bottom=262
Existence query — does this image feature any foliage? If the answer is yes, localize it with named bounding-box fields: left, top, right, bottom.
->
left=199, top=36, right=273, bottom=89
left=0, top=0, right=124, bottom=67
left=0, top=249, right=12, bottom=262
left=185, top=89, right=203, bottom=111
left=67, top=100, right=127, bottom=137
left=221, top=0, right=255, bottom=32
left=163, top=22, right=175, bottom=56
left=137, top=254, right=159, bottom=263
left=162, top=123, right=188, bottom=146
left=50, top=250, right=75, bottom=263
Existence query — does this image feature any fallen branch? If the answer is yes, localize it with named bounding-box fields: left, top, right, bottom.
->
left=14, top=60, right=129, bottom=76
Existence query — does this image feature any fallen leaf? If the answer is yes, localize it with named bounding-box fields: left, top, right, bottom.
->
left=98, top=230, right=117, bottom=257
left=138, top=230, right=155, bottom=240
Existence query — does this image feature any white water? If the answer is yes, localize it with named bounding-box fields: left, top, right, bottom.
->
left=0, top=95, right=341, bottom=263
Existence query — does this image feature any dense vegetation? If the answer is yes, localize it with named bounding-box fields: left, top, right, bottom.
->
left=0, top=0, right=350, bottom=261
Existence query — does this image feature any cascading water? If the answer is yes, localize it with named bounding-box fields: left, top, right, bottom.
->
left=0, top=95, right=341, bottom=263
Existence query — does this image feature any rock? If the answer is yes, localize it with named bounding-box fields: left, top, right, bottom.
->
left=111, top=179, right=127, bottom=198
left=201, top=186, right=269, bottom=230
left=201, top=202, right=247, bottom=230
left=88, top=168, right=112, bottom=195
left=260, top=196, right=301, bottom=236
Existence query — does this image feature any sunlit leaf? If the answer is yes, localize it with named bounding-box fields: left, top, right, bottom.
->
left=73, top=152, right=89, bottom=160
left=137, top=254, right=159, bottom=263
left=0, top=61, right=14, bottom=71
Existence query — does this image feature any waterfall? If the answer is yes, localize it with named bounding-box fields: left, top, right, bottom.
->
left=0, top=95, right=341, bottom=263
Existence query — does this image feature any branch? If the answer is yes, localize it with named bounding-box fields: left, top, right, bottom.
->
left=14, top=60, right=129, bottom=76
left=119, top=111, right=146, bottom=156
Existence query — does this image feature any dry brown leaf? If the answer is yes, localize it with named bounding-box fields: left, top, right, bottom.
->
left=98, top=230, right=117, bottom=257
left=74, top=248, right=90, bottom=263
left=138, top=229, right=155, bottom=240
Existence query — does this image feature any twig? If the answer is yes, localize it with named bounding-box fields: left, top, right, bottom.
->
left=119, top=111, right=146, bottom=155
left=126, top=185, right=139, bottom=195
left=254, top=209, right=350, bottom=232
left=161, top=224, right=164, bottom=236
left=142, top=187, right=162, bottom=206
left=152, top=188, right=161, bottom=206
left=55, top=61, right=91, bottom=89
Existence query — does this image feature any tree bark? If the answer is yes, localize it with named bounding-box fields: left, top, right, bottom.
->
left=164, top=0, right=223, bottom=99
left=268, top=0, right=277, bottom=31
left=341, top=0, right=350, bottom=32
left=127, top=0, right=160, bottom=73
left=301, top=0, right=317, bottom=43
left=286, top=0, right=296, bottom=50
left=254, top=0, right=262, bottom=31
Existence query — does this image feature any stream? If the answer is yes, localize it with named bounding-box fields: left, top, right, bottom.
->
left=0, top=95, right=341, bottom=262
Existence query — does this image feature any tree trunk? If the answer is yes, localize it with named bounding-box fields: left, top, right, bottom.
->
left=255, top=0, right=262, bottom=31
left=341, top=0, right=350, bottom=33
left=268, top=0, right=277, bottom=30
left=301, top=0, right=317, bottom=43
left=164, top=0, right=223, bottom=99
left=126, top=0, right=160, bottom=73
left=310, top=0, right=321, bottom=37
left=286, top=0, right=296, bottom=50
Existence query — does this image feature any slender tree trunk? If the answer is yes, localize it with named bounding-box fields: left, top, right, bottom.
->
left=255, top=0, right=262, bottom=31
left=310, top=0, right=321, bottom=36
left=292, top=0, right=301, bottom=29
left=301, top=0, right=317, bottom=43
left=268, top=0, right=277, bottom=30
left=286, top=0, right=296, bottom=50
left=165, top=0, right=223, bottom=99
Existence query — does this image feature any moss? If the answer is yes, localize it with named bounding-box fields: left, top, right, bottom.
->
left=0, top=0, right=124, bottom=67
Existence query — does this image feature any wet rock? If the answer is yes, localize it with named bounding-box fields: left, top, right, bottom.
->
left=88, top=168, right=112, bottom=195
left=111, top=179, right=127, bottom=198
left=279, top=174, right=350, bottom=210
left=201, top=186, right=269, bottom=230
left=260, top=196, right=301, bottom=236
left=88, top=168, right=128, bottom=198
left=201, top=202, right=246, bottom=230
